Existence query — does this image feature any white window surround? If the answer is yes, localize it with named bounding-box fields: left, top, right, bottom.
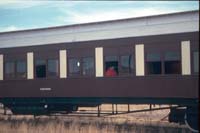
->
left=95, top=47, right=103, bottom=77
left=135, top=44, right=145, bottom=76
left=0, top=54, right=3, bottom=80
left=59, top=50, right=67, bottom=78
left=27, top=52, right=34, bottom=79
left=181, top=41, right=191, bottom=75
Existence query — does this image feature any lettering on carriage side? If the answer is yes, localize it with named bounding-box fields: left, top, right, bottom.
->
left=59, top=50, right=67, bottom=78
left=40, top=88, right=52, bottom=91
left=95, top=47, right=103, bottom=77
left=181, top=41, right=191, bottom=75
left=0, top=54, right=3, bottom=80
left=135, top=44, right=145, bottom=76
left=27, top=52, right=34, bottom=79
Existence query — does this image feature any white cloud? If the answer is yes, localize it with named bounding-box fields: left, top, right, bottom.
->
left=57, top=7, right=179, bottom=25
left=0, top=1, right=197, bottom=32
left=0, top=1, right=89, bottom=9
left=0, top=25, right=42, bottom=32
left=0, top=25, right=20, bottom=32
left=0, top=0, right=46, bottom=9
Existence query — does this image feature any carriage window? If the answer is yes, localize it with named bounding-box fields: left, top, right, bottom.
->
left=48, top=59, right=59, bottom=77
left=16, top=61, right=26, bottom=78
left=35, top=59, right=46, bottom=78
left=164, top=52, right=181, bottom=74
left=69, top=58, right=81, bottom=76
left=120, top=55, right=134, bottom=75
left=105, top=56, right=118, bottom=77
left=146, top=53, right=161, bottom=75
left=5, top=61, right=15, bottom=79
left=193, top=51, right=199, bottom=73
left=82, top=57, right=94, bottom=76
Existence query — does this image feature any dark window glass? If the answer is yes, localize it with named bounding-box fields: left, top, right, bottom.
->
left=16, top=61, right=26, bottom=78
left=82, top=57, right=94, bottom=76
left=69, top=58, right=80, bottom=76
left=147, top=53, right=161, bottom=61
left=48, top=59, right=59, bottom=77
left=165, top=52, right=180, bottom=61
left=5, top=61, right=15, bottom=79
left=146, top=62, right=162, bottom=74
left=105, top=56, right=118, bottom=77
left=164, top=52, right=181, bottom=74
left=105, top=56, right=118, bottom=61
left=35, top=59, right=46, bottom=78
left=120, top=55, right=134, bottom=75
left=146, top=53, right=161, bottom=75
left=193, top=51, right=199, bottom=73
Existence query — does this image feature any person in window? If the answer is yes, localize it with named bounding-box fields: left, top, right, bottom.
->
left=105, top=66, right=117, bottom=77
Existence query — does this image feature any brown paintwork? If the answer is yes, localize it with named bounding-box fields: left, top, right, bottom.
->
left=0, top=75, right=198, bottom=98
left=0, top=32, right=199, bottom=100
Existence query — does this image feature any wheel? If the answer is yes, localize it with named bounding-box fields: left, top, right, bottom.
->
left=184, top=106, right=199, bottom=132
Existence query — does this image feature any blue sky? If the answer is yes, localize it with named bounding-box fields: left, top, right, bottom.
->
left=0, top=1, right=199, bottom=32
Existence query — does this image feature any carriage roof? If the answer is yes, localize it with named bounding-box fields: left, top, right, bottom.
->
left=0, top=10, right=199, bottom=48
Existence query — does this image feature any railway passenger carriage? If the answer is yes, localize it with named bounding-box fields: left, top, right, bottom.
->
left=0, top=10, right=199, bottom=130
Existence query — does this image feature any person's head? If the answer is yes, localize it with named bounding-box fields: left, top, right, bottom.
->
left=110, top=66, right=114, bottom=70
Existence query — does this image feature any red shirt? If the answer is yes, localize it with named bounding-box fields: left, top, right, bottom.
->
left=105, top=68, right=117, bottom=77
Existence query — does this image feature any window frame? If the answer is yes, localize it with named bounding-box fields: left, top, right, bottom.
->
left=4, top=60, right=27, bottom=80
left=67, top=47, right=95, bottom=78
left=35, top=58, right=59, bottom=79
left=34, top=50, right=59, bottom=79
left=163, top=51, right=181, bottom=75
left=192, top=50, right=199, bottom=74
left=82, top=56, right=95, bottom=77
left=34, top=59, right=47, bottom=79
left=104, top=55, right=119, bottom=77
left=145, top=52, right=162, bottom=75
left=103, top=46, right=135, bottom=77
left=68, top=56, right=95, bottom=77
left=119, top=54, right=134, bottom=76
left=16, top=60, right=27, bottom=79
left=47, top=59, right=59, bottom=78
left=4, top=61, right=15, bottom=80
left=68, top=57, right=81, bottom=77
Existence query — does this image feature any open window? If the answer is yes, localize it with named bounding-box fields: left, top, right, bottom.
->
left=35, top=59, right=46, bottom=78
left=105, top=56, right=118, bottom=77
left=146, top=53, right=161, bottom=75
left=164, top=52, right=181, bottom=74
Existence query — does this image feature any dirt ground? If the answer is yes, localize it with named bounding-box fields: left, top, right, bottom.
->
left=0, top=104, right=192, bottom=133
